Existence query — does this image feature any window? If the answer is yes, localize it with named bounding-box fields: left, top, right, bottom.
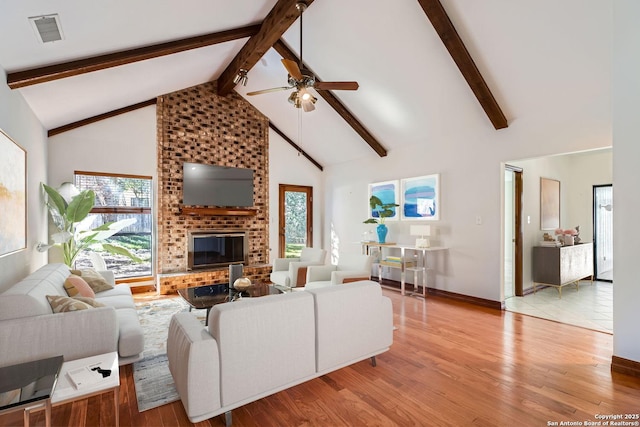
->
left=74, top=171, right=153, bottom=280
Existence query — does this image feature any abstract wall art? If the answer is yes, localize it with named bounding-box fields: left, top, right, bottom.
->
left=0, top=129, right=27, bottom=257
left=401, top=174, right=440, bottom=221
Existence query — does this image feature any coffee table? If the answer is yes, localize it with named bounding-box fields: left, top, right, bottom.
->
left=178, top=282, right=282, bottom=325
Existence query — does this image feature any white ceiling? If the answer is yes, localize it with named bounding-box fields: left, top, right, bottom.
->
left=0, top=0, right=611, bottom=168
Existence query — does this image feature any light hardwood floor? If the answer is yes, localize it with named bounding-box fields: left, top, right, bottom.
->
left=2, top=289, right=639, bottom=427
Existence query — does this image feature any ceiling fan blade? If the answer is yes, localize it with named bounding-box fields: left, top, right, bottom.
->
left=246, top=86, right=292, bottom=96
left=281, top=59, right=303, bottom=81
left=314, top=81, right=359, bottom=91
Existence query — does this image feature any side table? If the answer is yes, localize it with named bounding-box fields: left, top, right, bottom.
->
left=0, top=355, right=63, bottom=427
left=52, top=352, right=120, bottom=427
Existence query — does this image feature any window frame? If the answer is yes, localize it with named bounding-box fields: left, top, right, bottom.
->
left=74, top=170, right=154, bottom=283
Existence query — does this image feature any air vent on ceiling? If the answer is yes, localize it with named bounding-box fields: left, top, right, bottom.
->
left=28, top=14, right=64, bottom=44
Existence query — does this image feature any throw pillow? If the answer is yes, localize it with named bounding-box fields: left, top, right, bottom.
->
left=76, top=268, right=114, bottom=293
left=63, top=275, right=96, bottom=298
left=73, top=296, right=106, bottom=308
left=47, top=295, right=93, bottom=313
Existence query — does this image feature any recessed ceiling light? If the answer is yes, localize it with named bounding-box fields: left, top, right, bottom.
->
left=28, top=14, right=64, bottom=44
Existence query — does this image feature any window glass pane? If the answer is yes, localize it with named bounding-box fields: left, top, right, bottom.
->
left=74, top=173, right=152, bottom=279
left=75, top=175, right=151, bottom=208
left=284, top=191, right=308, bottom=258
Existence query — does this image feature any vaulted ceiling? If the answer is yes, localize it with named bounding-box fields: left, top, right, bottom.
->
left=0, top=0, right=608, bottom=169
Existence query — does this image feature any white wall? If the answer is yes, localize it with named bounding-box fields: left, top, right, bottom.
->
left=508, top=149, right=612, bottom=291
left=268, top=129, right=324, bottom=262
left=613, top=0, right=640, bottom=362
left=0, top=65, right=48, bottom=292
left=47, top=106, right=157, bottom=185
left=324, top=78, right=612, bottom=302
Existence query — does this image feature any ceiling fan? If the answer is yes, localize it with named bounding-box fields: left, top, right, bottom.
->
left=246, top=1, right=359, bottom=112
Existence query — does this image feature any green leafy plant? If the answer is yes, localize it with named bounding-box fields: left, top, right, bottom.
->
left=42, top=183, right=142, bottom=267
left=363, top=195, right=399, bottom=225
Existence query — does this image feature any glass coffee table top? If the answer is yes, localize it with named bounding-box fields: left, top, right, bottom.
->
left=0, top=355, right=63, bottom=411
left=178, top=283, right=229, bottom=310
left=178, top=282, right=282, bottom=325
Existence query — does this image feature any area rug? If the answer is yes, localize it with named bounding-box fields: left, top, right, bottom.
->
left=133, top=297, right=206, bottom=412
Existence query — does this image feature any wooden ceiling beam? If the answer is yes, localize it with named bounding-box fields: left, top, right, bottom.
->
left=7, top=25, right=260, bottom=89
left=416, top=0, right=508, bottom=129
left=217, top=0, right=314, bottom=96
left=47, top=99, right=157, bottom=137
left=269, top=122, right=323, bottom=171
left=273, top=39, right=387, bottom=157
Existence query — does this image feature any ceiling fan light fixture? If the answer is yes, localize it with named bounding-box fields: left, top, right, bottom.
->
left=301, top=99, right=316, bottom=112
left=233, top=68, right=249, bottom=86
left=288, top=90, right=301, bottom=108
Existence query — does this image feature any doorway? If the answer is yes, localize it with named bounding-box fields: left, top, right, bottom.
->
left=504, top=165, right=523, bottom=299
left=593, top=184, right=613, bottom=282
left=278, top=184, right=313, bottom=258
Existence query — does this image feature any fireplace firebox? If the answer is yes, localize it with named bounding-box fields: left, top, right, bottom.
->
left=187, top=230, right=248, bottom=270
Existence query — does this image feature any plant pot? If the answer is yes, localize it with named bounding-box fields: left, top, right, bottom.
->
left=377, top=224, right=388, bottom=243
left=564, top=235, right=574, bottom=246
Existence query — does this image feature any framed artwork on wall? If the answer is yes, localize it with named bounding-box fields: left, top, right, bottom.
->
left=540, top=177, right=560, bottom=230
left=0, top=129, right=27, bottom=257
left=401, top=174, right=440, bottom=220
left=368, top=180, right=399, bottom=221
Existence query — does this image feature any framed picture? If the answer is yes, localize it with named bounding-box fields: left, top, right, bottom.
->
left=401, top=174, right=440, bottom=221
left=540, top=177, right=560, bottom=230
left=368, top=180, right=399, bottom=221
left=0, top=129, right=27, bottom=257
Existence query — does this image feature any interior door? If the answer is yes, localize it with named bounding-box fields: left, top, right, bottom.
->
left=593, top=184, right=613, bottom=282
left=278, top=184, right=313, bottom=258
left=504, top=165, right=523, bottom=298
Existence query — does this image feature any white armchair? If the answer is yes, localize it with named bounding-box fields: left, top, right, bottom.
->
left=270, top=247, right=327, bottom=289
left=303, top=253, right=373, bottom=290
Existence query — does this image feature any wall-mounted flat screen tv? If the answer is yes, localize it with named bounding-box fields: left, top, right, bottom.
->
left=183, top=162, right=254, bottom=207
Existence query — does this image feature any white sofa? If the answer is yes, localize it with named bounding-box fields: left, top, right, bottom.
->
left=269, top=247, right=327, bottom=290
left=0, top=263, right=144, bottom=367
left=167, top=280, right=393, bottom=425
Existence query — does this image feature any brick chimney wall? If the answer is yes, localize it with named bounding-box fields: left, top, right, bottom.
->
left=156, top=81, right=270, bottom=291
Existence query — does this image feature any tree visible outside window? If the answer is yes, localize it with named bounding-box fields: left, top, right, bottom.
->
left=74, top=172, right=152, bottom=279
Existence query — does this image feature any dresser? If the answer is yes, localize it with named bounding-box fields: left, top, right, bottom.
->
left=532, top=243, right=593, bottom=297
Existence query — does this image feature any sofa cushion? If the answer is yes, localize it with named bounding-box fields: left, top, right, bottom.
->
left=115, top=308, right=145, bottom=358
left=73, top=296, right=106, bottom=308
left=1, top=264, right=71, bottom=316
left=307, top=281, right=393, bottom=373
left=95, top=285, right=136, bottom=310
left=0, top=294, right=51, bottom=320
left=64, top=275, right=96, bottom=298
left=209, top=292, right=316, bottom=407
left=47, top=295, right=93, bottom=313
left=72, top=268, right=114, bottom=293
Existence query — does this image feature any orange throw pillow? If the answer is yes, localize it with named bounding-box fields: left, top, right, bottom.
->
left=63, top=275, right=96, bottom=298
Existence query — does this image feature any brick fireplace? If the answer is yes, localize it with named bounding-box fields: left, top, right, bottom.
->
left=156, top=81, right=271, bottom=294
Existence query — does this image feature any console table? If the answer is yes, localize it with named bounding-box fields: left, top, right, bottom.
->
left=361, top=242, right=446, bottom=297
left=532, top=243, right=594, bottom=298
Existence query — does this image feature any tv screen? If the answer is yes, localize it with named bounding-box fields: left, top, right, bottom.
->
left=183, top=162, right=254, bottom=207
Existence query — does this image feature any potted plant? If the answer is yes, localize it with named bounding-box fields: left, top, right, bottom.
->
left=363, top=195, right=399, bottom=243
left=42, top=182, right=142, bottom=267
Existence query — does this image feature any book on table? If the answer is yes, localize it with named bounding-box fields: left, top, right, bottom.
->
left=67, top=361, right=112, bottom=390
